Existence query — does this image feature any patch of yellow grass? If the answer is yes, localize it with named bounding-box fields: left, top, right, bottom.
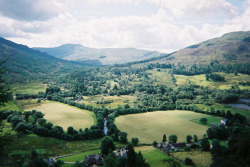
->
left=147, top=69, right=175, bottom=86
left=175, top=73, right=250, bottom=90
left=173, top=151, right=212, bottom=167
left=30, top=102, right=95, bottom=131
left=115, top=110, right=211, bottom=144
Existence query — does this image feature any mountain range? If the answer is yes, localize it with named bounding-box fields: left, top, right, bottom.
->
left=33, top=45, right=162, bottom=65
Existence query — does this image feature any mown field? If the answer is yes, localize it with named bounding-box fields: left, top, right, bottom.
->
left=172, top=150, right=211, bottom=167
left=134, top=146, right=185, bottom=167
left=175, top=72, right=250, bottom=90
left=10, top=82, right=46, bottom=94
left=30, top=102, right=95, bottom=131
left=80, top=95, right=137, bottom=108
left=115, top=110, right=215, bottom=143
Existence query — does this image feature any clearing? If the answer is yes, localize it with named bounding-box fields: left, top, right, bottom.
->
left=115, top=110, right=213, bottom=143
left=30, top=102, right=95, bottom=131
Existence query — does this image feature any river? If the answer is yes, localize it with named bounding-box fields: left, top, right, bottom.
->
left=228, top=98, right=250, bottom=111
left=104, top=118, right=108, bottom=135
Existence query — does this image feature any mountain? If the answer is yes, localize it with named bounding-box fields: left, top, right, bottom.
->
left=146, top=31, right=250, bottom=65
left=34, top=45, right=162, bottom=65
left=0, top=37, right=86, bottom=83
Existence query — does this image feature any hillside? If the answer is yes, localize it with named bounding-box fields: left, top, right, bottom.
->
left=0, top=37, right=85, bottom=83
left=34, top=44, right=162, bottom=65
left=148, top=31, right=250, bottom=65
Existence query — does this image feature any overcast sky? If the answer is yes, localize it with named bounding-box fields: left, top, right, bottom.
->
left=0, top=0, right=249, bottom=53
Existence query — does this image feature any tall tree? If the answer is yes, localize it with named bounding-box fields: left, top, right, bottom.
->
left=162, top=134, right=166, bottom=142
left=101, top=136, right=116, bottom=156
left=127, top=144, right=137, bottom=167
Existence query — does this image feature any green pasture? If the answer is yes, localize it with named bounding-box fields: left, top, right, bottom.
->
left=172, top=150, right=211, bottom=167
left=1, top=100, right=22, bottom=111
left=146, top=69, right=175, bottom=87
left=81, top=95, right=136, bottom=109
left=190, top=116, right=222, bottom=127
left=58, top=149, right=101, bottom=162
left=29, top=102, right=96, bottom=131
left=175, top=73, right=250, bottom=90
left=10, top=82, right=46, bottom=94
left=195, top=103, right=250, bottom=121
left=135, top=146, right=185, bottom=167
left=115, top=110, right=212, bottom=144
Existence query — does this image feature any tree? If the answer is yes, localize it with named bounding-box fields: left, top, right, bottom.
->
left=104, top=156, right=117, bottom=167
left=153, top=141, right=157, bottom=147
left=186, top=135, right=192, bottom=143
left=101, top=136, right=116, bottom=156
left=200, top=118, right=207, bottom=124
left=0, top=129, right=16, bottom=160
left=132, top=137, right=139, bottom=146
left=169, top=135, right=178, bottom=143
left=0, top=60, right=12, bottom=106
left=201, top=138, right=210, bottom=151
left=127, top=144, right=137, bottom=167
left=119, top=132, right=128, bottom=144
left=184, top=158, right=194, bottom=166
left=162, top=134, right=166, bottom=142
left=193, top=134, right=198, bottom=142
left=162, top=158, right=181, bottom=167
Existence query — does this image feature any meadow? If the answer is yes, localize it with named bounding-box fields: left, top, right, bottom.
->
left=30, top=102, right=95, bottom=131
left=146, top=69, right=175, bottom=87
left=115, top=110, right=214, bottom=144
left=10, top=82, right=46, bottom=94
left=175, top=73, right=250, bottom=90
left=134, top=146, right=185, bottom=167
left=172, top=150, right=211, bottom=167
left=80, top=95, right=136, bottom=108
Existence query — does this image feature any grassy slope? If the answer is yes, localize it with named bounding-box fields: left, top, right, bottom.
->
left=146, top=69, right=175, bottom=87
left=29, top=102, right=95, bottom=131
left=1, top=101, right=21, bottom=111
left=10, top=82, right=46, bottom=94
left=58, top=149, right=101, bottom=162
left=175, top=73, right=250, bottom=90
left=135, top=146, right=185, bottom=167
left=115, top=110, right=213, bottom=144
left=172, top=151, right=211, bottom=167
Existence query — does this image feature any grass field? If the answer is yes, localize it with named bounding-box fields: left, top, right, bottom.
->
left=172, top=150, right=211, bottom=167
left=1, top=100, right=22, bottom=111
left=146, top=69, right=175, bottom=87
left=115, top=110, right=212, bottom=144
left=58, top=149, right=101, bottom=162
left=135, top=146, right=185, bottom=167
left=175, top=73, right=250, bottom=90
left=190, top=116, right=222, bottom=127
left=29, top=102, right=95, bottom=131
left=80, top=95, right=137, bottom=109
left=10, top=82, right=46, bottom=94
left=195, top=103, right=250, bottom=121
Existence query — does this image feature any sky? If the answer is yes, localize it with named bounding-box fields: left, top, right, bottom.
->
left=0, top=0, right=249, bottom=53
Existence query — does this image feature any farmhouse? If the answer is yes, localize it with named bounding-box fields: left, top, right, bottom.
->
left=120, top=147, right=128, bottom=157
left=157, top=141, right=187, bottom=152
left=84, top=154, right=103, bottom=166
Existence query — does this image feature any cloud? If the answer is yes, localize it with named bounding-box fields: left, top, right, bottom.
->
left=148, top=0, right=237, bottom=18
left=0, top=0, right=64, bottom=21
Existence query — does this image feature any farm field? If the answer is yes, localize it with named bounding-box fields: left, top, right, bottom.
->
left=10, top=82, right=46, bottom=94
left=146, top=69, right=175, bottom=87
left=175, top=73, right=250, bottom=90
left=115, top=110, right=212, bottom=143
left=80, top=95, right=137, bottom=108
left=172, top=150, right=211, bottom=167
left=1, top=100, right=22, bottom=111
left=195, top=103, right=250, bottom=121
left=30, top=102, right=95, bottom=130
left=58, top=149, right=101, bottom=162
left=134, top=146, right=185, bottom=167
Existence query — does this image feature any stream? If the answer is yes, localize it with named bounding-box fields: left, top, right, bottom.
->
left=227, top=98, right=250, bottom=111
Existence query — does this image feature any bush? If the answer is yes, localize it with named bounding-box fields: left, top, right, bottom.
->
left=185, top=157, right=194, bottom=166
left=184, top=147, right=191, bottom=151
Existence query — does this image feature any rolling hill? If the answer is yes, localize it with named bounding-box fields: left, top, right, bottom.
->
left=0, top=37, right=86, bottom=83
left=147, top=31, right=250, bottom=65
left=34, top=44, right=162, bottom=65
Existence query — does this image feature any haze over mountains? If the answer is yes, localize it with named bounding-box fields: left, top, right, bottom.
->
left=34, top=45, right=162, bottom=65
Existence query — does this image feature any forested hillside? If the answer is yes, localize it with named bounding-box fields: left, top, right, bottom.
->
left=0, top=37, right=86, bottom=83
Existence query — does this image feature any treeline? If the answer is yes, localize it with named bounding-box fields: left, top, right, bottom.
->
left=205, top=73, right=225, bottom=82
left=0, top=110, right=103, bottom=141
left=172, top=62, right=250, bottom=75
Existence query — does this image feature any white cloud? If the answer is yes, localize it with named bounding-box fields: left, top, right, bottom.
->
left=148, top=0, right=237, bottom=18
